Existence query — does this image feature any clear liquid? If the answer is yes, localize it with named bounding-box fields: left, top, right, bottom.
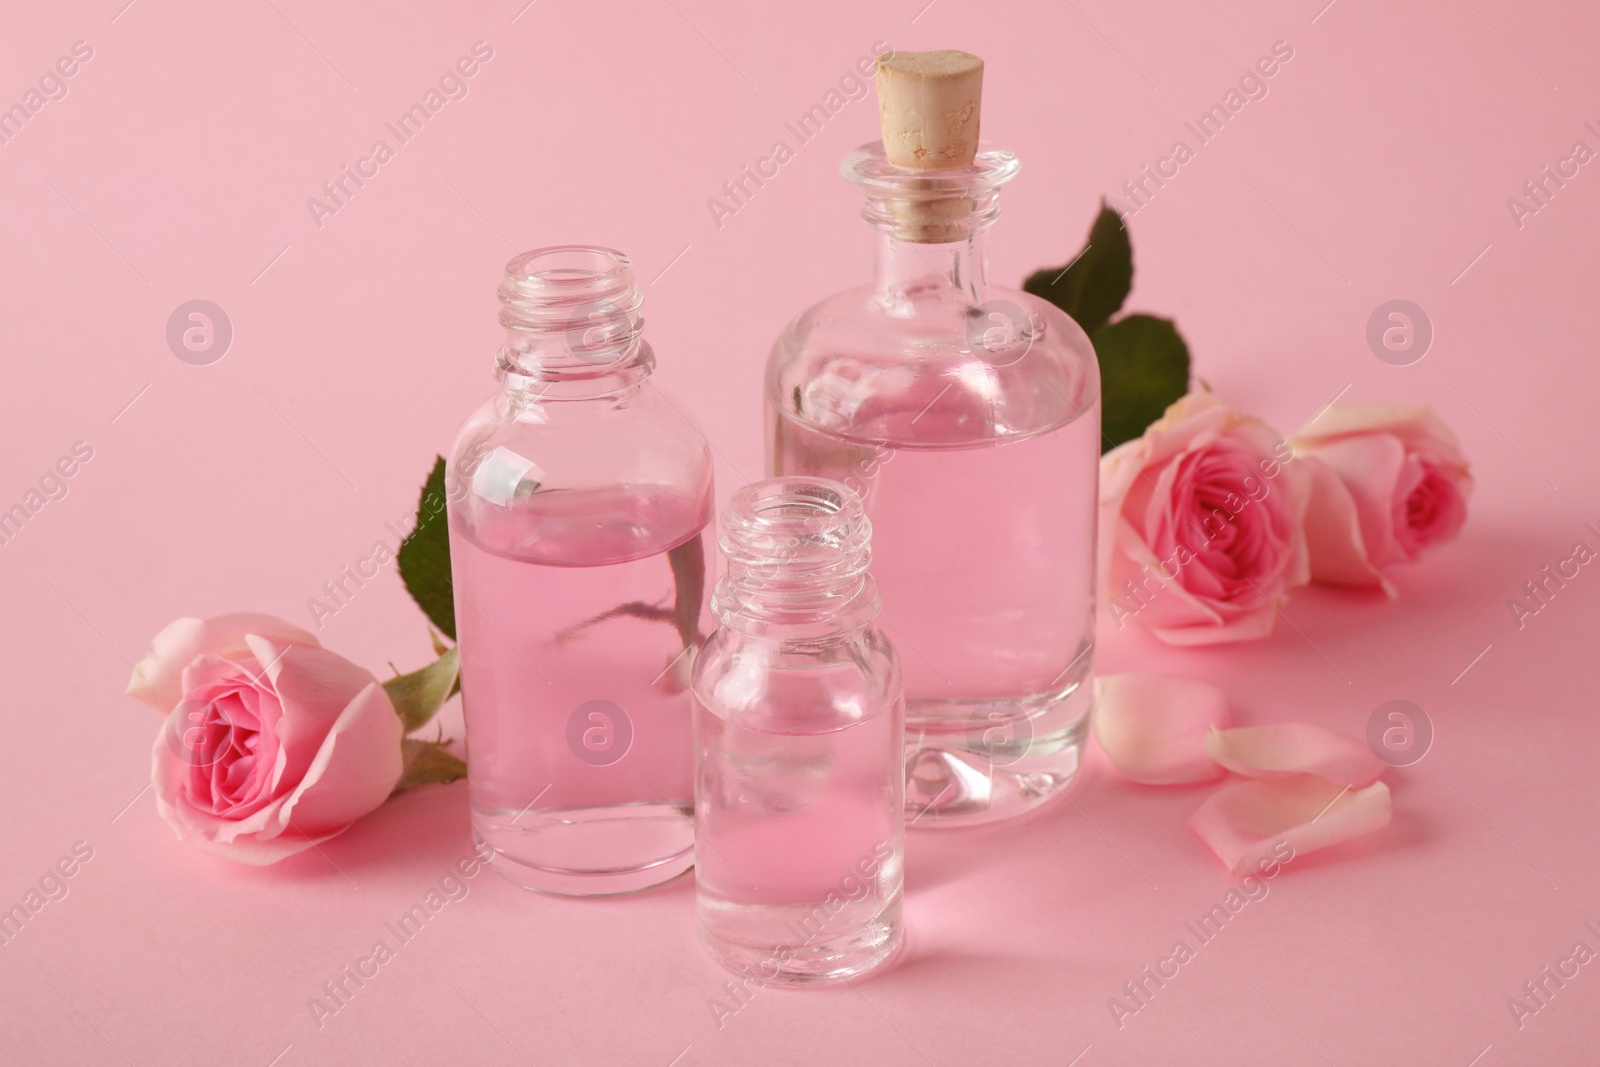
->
left=450, top=486, right=711, bottom=895
left=772, top=405, right=1098, bottom=825
left=695, top=659, right=904, bottom=985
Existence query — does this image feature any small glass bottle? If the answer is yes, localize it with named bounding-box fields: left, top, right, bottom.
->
left=447, top=246, right=714, bottom=895
left=765, top=52, right=1100, bottom=826
left=693, top=478, right=905, bottom=985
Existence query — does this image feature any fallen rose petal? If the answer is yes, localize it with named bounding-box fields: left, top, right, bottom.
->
left=127, top=613, right=320, bottom=713
left=1187, top=774, right=1392, bottom=875
left=1204, top=723, right=1386, bottom=788
left=1093, top=673, right=1231, bottom=785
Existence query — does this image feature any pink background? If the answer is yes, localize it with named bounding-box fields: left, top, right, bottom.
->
left=3, top=0, right=1598, bottom=1063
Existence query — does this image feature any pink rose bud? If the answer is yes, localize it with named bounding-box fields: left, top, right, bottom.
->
left=1290, top=403, right=1471, bottom=594
left=128, top=614, right=404, bottom=864
left=1099, top=392, right=1310, bottom=645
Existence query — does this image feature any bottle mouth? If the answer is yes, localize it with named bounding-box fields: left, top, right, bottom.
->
left=498, top=245, right=648, bottom=377
left=842, top=141, right=1020, bottom=243
left=715, top=478, right=878, bottom=627
left=721, top=477, right=871, bottom=564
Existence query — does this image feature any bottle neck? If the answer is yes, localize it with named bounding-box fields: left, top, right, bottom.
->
left=494, top=345, right=653, bottom=405
left=713, top=478, right=880, bottom=639
left=495, top=245, right=653, bottom=401
left=844, top=140, right=1019, bottom=315
left=873, top=226, right=991, bottom=311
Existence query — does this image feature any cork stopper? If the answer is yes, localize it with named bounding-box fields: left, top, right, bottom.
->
left=875, top=50, right=983, bottom=170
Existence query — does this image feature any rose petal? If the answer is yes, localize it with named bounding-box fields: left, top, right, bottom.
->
left=1298, top=455, right=1396, bottom=594
left=1299, top=434, right=1408, bottom=568
left=1203, top=724, right=1386, bottom=788
left=1099, top=392, right=1310, bottom=647
left=1396, top=460, right=1469, bottom=558
left=1292, top=403, right=1472, bottom=567
left=1103, top=516, right=1224, bottom=628
left=151, top=682, right=403, bottom=865
left=1293, top=404, right=1466, bottom=467
left=157, top=791, right=336, bottom=866
left=1093, top=673, right=1232, bottom=785
left=274, top=681, right=404, bottom=838
left=242, top=635, right=385, bottom=798
left=1187, top=774, right=1392, bottom=875
left=151, top=712, right=307, bottom=863
left=169, top=655, right=276, bottom=817
left=127, top=614, right=320, bottom=713
left=1147, top=598, right=1279, bottom=647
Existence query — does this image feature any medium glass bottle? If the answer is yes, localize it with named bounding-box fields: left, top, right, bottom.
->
left=448, top=246, right=714, bottom=895
left=765, top=53, right=1100, bottom=826
left=693, top=478, right=905, bottom=985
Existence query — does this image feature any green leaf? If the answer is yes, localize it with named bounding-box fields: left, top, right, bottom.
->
left=381, top=648, right=460, bottom=733
left=397, top=456, right=456, bottom=640
left=393, top=738, right=468, bottom=791
left=426, top=628, right=460, bottom=699
left=1091, top=314, right=1192, bottom=452
left=1023, top=202, right=1133, bottom=336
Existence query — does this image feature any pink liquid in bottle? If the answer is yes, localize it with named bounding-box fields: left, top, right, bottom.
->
left=453, top=486, right=711, bottom=895
left=693, top=478, right=905, bottom=985
left=766, top=139, right=1102, bottom=826
left=446, top=245, right=716, bottom=896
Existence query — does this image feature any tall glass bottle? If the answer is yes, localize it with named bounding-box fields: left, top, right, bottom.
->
left=448, top=246, right=714, bottom=895
left=765, top=52, right=1100, bottom=826
left=693, top=478, right=904, bottom=985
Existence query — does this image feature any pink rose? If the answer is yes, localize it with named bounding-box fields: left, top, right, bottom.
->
left=1290, top=404, right=1471, bottom=594
left=1100, top=392, right=1310, bottom=645
left=127, top=614, right=404, bottom=865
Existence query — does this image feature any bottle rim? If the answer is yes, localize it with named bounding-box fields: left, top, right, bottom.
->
left=713, top=477, right=880, bottom=629
left=841, top=140, right=1021, bottom=197
left=497, top=245, right=649, bottom=379
left=842, top=141, right=1019, bottom=242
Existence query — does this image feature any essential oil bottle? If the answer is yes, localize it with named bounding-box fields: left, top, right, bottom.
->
left=693, top=478, right=905, bottom=985
left=448, top=246, right=713, bottom=895
left=764, top=51, right=1101, bottom=826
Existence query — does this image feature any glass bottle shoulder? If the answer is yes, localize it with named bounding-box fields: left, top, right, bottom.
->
left=446, top=375, right=714, bottom=566
left=693, top=624, right=902, bottom=735
left=766, top=282, right=1099, bottom=449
